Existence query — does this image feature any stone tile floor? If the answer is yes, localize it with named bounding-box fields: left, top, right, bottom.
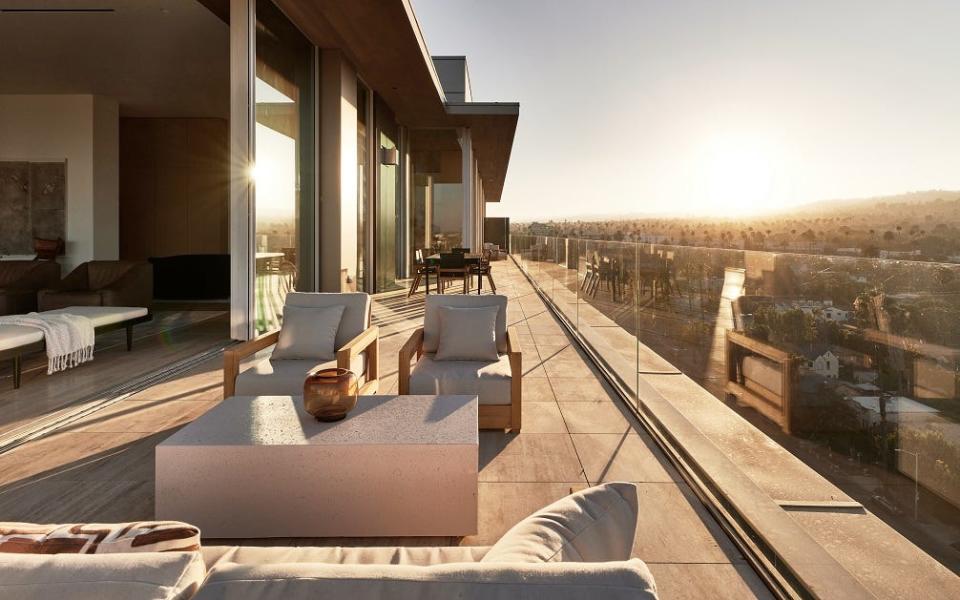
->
left=0, top=259, right=770, bottom=599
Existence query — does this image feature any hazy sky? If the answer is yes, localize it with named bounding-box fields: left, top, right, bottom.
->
left=412, top=0, right=960, bottom=221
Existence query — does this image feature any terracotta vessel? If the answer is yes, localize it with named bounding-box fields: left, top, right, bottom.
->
left=303, top=368, right=358, bottom=422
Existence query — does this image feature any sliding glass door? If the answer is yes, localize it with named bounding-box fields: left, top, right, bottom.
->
left=253, top=0, right=315, bottom=333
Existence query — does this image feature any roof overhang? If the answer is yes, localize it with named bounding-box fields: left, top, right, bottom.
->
left=273, top=0, right=518, bottom=201
left=445, top=102, right=519, bottom=203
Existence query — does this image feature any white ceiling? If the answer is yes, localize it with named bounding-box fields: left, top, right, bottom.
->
left=0, top=0, right=229, bottom=118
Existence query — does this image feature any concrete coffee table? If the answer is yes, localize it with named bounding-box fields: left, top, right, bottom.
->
left=155, top=394, right=478, bottom=538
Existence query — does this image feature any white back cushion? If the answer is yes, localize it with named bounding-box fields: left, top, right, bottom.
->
left=435, top=306, right=500, bottom=361
left=423, top=294, right=507, bottom=354
left=283, top=292, right=370, bottom=349
left=482, top=482, right=639, bottom=563
left=272, top=305, right=344, bottom=361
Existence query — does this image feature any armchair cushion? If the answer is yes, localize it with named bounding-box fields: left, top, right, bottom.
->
left=234, top=355, right=366, bottom=397
left=272, top=305, right=344, bottom=361
left=408, top=353, right=512, bottom=406
left=435, top=306, right=499, bottom=362
left=482, top=482, right=639, bottom=564
left=283, top=292, right=370, bottom=350
left=423, top=294, right=507, bottom=354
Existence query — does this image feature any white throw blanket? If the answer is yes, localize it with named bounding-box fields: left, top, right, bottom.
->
left=0, top=312, right=95, bottom=374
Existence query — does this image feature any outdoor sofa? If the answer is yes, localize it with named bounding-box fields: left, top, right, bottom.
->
left=0, top=483, right=658, bottom=599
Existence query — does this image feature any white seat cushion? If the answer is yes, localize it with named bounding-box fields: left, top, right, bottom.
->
left=44, top=306, right=148, bottom=327
left=0, top=325, right=44, bottom=351
left=235, top=354, right=366, bottom=397
left=195, top=559, right=658, bottom=600
left=408, top=353, right=512, bottom=406
left=0, top=551, right=206, bottom=600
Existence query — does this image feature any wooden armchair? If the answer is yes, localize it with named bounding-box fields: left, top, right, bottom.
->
left=223, top=292, right=379, bottom=398
left=398, top=295, right=521, bottom=431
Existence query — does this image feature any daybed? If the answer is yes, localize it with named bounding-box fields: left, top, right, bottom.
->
left=0, top=305, right=151, bottom=389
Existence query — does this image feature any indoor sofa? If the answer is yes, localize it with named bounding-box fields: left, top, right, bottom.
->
left=38, top=260, right=153, bottom=312
left=0, top=260, right=61, bottom=315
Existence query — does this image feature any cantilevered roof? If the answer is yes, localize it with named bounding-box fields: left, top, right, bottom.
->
left=272, top=0, right=518, bottom=202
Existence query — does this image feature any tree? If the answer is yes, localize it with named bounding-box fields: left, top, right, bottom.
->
left=882, top=230, right=895, bottom=241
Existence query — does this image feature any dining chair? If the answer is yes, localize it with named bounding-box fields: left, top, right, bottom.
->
left=408, top=249, right=437, bottom=297
left=438, top=252, right=469, bottom=294
left=469, top=254, right=496, bottom=294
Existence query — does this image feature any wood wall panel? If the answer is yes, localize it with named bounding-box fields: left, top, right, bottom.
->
left=120, top=118, right=228, bottom=260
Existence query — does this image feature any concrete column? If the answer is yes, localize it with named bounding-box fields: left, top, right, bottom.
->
left=424, top=175, right=433, bottom=250
left=229, top=0, right=254, bottom=340
left=319, top=50, right=359, bottom=291
left=458, top=127, right=474, bottom=249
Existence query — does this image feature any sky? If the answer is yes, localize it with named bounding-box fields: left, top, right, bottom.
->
left=412, top=0, right=960, bottom=221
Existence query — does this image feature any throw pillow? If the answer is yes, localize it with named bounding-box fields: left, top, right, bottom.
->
left=272, top=305, right=345, bottom=361
left=435, top=305, right=500, bottom=361
left=0, top=521, right=201, bottom=554
left=481, top=482, right=639, bottom=563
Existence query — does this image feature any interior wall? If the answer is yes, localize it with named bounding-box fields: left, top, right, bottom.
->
left=119, top=118, right=229, bottom=259
left=0, top=94, right=118, bottom=272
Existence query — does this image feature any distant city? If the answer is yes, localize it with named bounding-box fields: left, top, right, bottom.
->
left=514, top=191, right=960, bottom=263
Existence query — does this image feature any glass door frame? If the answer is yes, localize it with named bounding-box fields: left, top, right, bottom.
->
left=229, top=0, right=320, bottom=340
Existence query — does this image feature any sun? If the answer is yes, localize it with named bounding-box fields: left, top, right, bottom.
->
left=700, top=134, right=781, bottom=217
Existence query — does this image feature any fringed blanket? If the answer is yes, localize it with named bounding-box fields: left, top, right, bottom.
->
left=0, top=312, right=95, bottom=373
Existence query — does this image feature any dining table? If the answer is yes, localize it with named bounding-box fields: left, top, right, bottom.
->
left=420, top=253, right=487, bottom=294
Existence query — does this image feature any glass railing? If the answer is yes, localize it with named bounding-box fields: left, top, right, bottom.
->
left=512, top=233, right=960, bottom=570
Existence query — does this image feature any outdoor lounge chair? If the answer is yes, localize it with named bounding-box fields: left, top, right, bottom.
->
left=398, top=294, right=521, bottom=431
left=223, top=292, right=379, bottom=398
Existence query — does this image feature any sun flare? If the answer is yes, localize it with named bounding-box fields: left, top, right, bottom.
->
left=699, top=134, right=784, bottom=217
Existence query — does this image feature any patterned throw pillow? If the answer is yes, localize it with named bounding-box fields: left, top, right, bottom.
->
left=0, top=521, right=200, bottom=554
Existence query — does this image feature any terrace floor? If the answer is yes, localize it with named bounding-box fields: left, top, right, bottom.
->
left=0, top=259, right=770, bottom=599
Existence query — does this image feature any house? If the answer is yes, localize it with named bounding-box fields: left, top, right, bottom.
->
left=799, top=346, right=840, bottom=379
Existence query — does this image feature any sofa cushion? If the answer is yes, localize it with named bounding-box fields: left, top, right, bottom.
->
left=283, top=292, right=370, bottom=350
left=86, top=261, right=139, bottom=291
left=202, top=545, right=490, bottom=570
left=408, top=353, right=511, bottom=405
left=0, top=551, right=205, bottom=600
left=194, top=558, right=658, bottom=600
left=0, top=521, right=200, bottom=554
left=435, top=305, right=499, bottom=362
left=482, top=482, right=639, bottom=563
left=235, top=354, right=366, bottom=397
left=272, top=305, right=344, bottom=361
left=423, top=294, right=507, bottom=355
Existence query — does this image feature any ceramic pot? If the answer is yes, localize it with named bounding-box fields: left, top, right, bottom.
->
left=303, top=368, right=358, bottom=422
